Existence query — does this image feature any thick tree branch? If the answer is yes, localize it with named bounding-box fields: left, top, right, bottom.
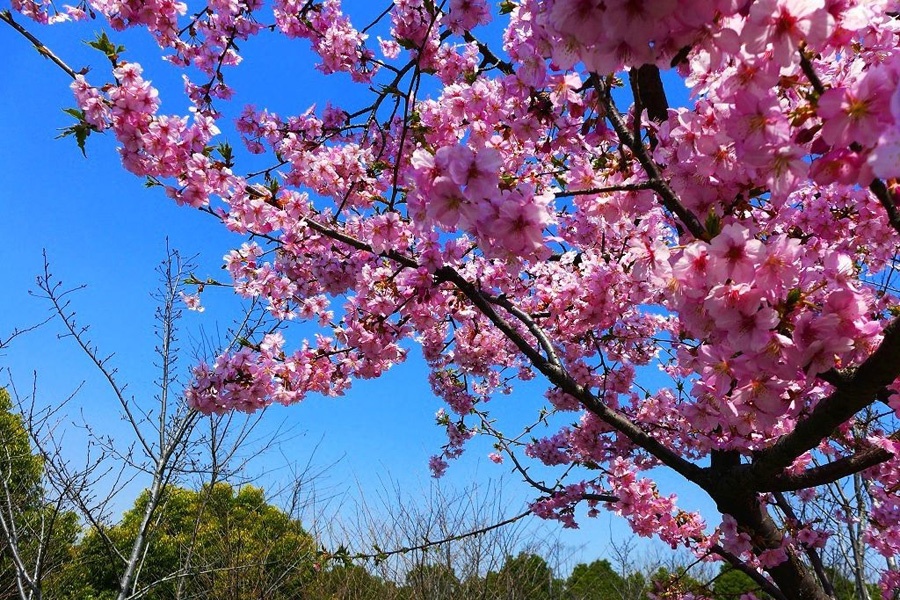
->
left=766, top=442, right=894, bottom=492
left=709, top=544, right=788, bottom=600
left=744, top=315, right=900, bottom=488
left=633, top=64, right=669, bottom=123
left=869, top=178, right=900, bottom=237
left=591, top=75, right=709, bottom=242
left=772, top=491, right=835, bottom=598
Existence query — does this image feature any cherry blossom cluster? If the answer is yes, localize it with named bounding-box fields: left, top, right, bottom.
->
left=528, top=0, right=744, bottom=74
left=274, top=0, right=376, bottom=81
left=605, top=457, right=707, bottom=550
left=93, top=0, right=186, bottom=43
left=70, top=62, right=224, bottom=206
left=668, top=223, right=882, bottom=451
left=185, top=331, right=358, bottom=413
left=409, top=143, right=554, bottom=258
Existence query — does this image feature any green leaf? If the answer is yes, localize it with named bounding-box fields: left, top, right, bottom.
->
left=705, top=211, right=722, bottom=237
left=499, top=0, right=517, bottom=15
left=216, top=141, right=234, bottom=166
left=86, top=31, right=126, bottom=61
left=57, top=123, right=91, bottom=157
left=62, top=107, right=85, bottom=120
left=396, top=37, right=417, bottom=50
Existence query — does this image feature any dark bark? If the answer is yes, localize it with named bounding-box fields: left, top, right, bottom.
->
left=713, top=491, right=833, bottom=600
left=634, top=64, right=669, bottom=123
left=745, top=316, right=900, bottom=488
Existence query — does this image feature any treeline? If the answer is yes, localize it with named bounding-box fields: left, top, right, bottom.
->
left=0, top=385, right=879, bottom=600
left=1, top=476, right=874, bottom=600
left=0, top=479, right=769, bottom=600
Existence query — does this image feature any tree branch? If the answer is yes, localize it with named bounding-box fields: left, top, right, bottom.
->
left=766, top=442, right=895, bottom=492
left=591, top=75, right=709, bottom=242
left=869, top=178, right=900, bottom=237
left=0, top=10, right=80, bottom=80
left=554, top=182, right=655, bottom=198
left=435, top=267, right=709, bottom=488
left=486, top=294, right=562, bottom=369
left=348, top=509, right=533, bottom=562
left=708, top=544, right=788, bottom=600
left=772, top=491, right=835, bottom=598
left=632, top=64, right=669, bottom=124
left=34, top=256, right=156, bottom=461
left=745, top=315, right=900, bottom=488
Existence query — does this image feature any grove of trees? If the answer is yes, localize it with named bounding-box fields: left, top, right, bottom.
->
left=3, top=0, right=900, bottom=599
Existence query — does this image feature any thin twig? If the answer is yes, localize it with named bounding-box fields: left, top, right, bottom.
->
left=0, top=10, right=81, bottom=79
left=349, top=509, right=533, bottom=562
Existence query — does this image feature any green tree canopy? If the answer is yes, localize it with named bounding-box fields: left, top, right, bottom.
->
left=567, top=559, right=629, bottom=600
left=56, top=482, right=317, bottom=600
left=308, top=563, right=396, bottom=600
left=402, top=562, right=460, bottom=600
left=647, top=566, right=704, bottom=600
left=0, top=388, right=79, bottom=600
left=482, top=552, right=562, bottom=600
left=711, top=565, right=773, bottom=600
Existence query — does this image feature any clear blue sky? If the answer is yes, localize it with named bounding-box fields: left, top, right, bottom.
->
left=0, top=3, right=717, bottom=572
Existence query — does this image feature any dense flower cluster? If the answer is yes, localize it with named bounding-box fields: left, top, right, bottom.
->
left=13, top=0, right=900, bottom=597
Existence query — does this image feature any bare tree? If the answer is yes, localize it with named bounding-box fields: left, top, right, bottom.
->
left=0, top=248, right=300, bottom=600
left=0, top=383, right=81, bottom=600
left=318, top=475, right=572, bottom=600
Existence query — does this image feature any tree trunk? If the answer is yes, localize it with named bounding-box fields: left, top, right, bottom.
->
left=715, top=491, right=833, bottom=600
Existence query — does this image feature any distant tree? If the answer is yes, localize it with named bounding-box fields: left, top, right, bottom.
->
left=647, top=567, right=705, bottom=600
left=567, top=559, right=628, bottom=600
left=13, top=251, right=290, bottom=600
left=483, top=552, right=563, bottom=600
left=307, top=564, right=397, bottom=600
left=712, top=565, right=771, bottom=600
left=402, top=563, right=460, bottom=600
left=821, top=566, right=879, bottom=600
left=0, top=388, right=79, bottom=600
left=55, top=482, right=317, bottom=599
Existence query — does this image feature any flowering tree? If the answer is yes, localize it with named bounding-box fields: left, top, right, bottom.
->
left=4, top=0, right=900, bottom=598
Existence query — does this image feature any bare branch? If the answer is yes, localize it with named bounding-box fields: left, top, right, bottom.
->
left=766, top=442, right=895, bottom=492
left=0, top=10, right=80, bottom=80
left=33, top=254, right=155, bottom=460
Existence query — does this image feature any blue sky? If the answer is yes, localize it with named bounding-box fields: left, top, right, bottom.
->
left=0, top=3, right=718, bottom=572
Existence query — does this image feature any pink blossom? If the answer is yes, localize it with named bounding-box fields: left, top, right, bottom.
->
left=708, top=224, right=764, bottom=283
left=869, top=127, right=900, bottom=179
left=179, top=292, right=205, bottom=312
left=20, top=1, right=900, bottom=594
left=742, top=0, right=833, bottom=66
left=447, top=0, right=491, bottom=33
left=818, top=74, right=891, bottom=147
left=428, top=455, right=449, bottom=478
